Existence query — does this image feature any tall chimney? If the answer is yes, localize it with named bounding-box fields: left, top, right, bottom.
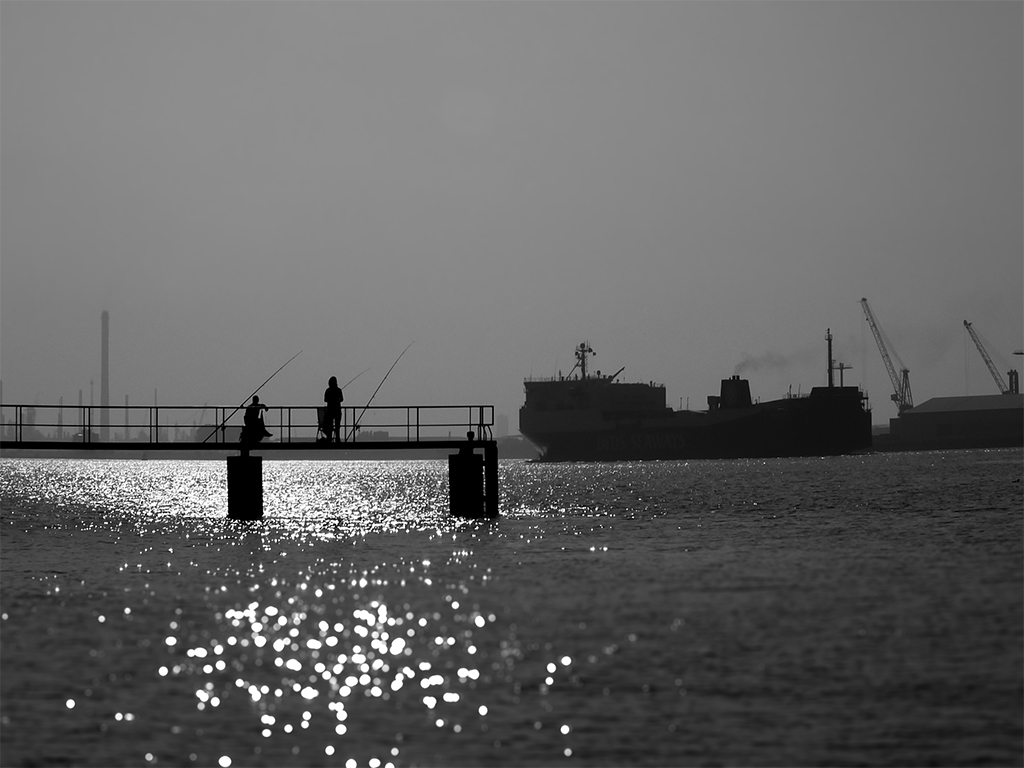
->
left=101, top=311, right=110, bottom=439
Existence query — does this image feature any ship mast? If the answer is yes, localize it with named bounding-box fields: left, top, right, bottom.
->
left=826, top=329, right=834, bottom=388
left=574, top=342, right=595, bottom=379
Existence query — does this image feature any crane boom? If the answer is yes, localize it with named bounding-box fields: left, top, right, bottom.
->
left=963, top=320, right=1009, bottom=394
left=860, top=298, right=913, bottom=413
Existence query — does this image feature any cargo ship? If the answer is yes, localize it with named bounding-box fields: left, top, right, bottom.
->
left=519, top=332, right=872, bottom=461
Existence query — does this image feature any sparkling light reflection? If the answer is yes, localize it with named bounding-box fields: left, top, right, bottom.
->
left=156, top=544, right=587, bottom=765
left=4, top=459, right=613, bottom=765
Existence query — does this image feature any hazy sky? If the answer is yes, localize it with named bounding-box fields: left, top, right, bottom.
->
left=2, top=1, right=1021, bottom=428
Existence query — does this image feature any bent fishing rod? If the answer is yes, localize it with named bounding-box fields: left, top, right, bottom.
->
left=341, top=367, right=371, bottom=390
left=203, top=350, right=303, bottom=443
left=345, top=342, right=414, bottom=442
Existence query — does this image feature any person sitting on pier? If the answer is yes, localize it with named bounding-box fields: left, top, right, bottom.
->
left=240, top=396, right=272, bottom=443
left=323, top=376, right=344, bottom=443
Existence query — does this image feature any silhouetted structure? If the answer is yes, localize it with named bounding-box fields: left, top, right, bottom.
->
left=448, top=431, right=497, bottom=519
left=877, top=394, right=1023, bottom=451
left=227, top=454, right=263, bottom=520
left=1, top=402, right=501, bottom=520
left=520, top=334, right=872, bottom=461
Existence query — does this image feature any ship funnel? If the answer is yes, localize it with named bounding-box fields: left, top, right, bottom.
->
left=720, top=376, right=753, bottom=409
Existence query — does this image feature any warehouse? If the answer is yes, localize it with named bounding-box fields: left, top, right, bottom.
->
left=882, top=394, right=1023, bottom=450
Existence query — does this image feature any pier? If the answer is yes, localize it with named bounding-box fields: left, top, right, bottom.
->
left=0, top=403, right=499, bottom=520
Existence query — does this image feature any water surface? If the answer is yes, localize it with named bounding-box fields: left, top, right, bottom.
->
left=2, top=450, right=1021, bottom=766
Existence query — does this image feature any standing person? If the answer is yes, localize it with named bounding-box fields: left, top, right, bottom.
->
left=324, top=376, right=344, bottom=443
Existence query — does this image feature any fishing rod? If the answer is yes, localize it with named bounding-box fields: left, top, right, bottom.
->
left=341, top=367, right=371, bottom=390
left=345, top=342, right=414, bottom=442
left=203, top=350, right=303, bottom=443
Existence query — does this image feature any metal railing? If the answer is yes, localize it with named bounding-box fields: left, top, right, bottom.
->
left=0, top=404, right=494, bottom=446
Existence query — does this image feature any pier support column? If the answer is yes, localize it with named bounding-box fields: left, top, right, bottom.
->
left=484, top=441, right=499, bottom=518
left=449, top=436, right=498, bottom=519
left=227, top=453, right=263, bottom=520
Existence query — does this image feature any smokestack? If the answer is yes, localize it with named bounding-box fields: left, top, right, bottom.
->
left=101, top=311, right=110, bottom=440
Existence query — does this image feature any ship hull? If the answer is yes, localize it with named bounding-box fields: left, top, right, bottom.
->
left=520, top=387, right=872, bottom=462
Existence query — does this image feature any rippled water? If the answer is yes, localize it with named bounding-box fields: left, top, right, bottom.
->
left=1, top=450, right=1021, bottom=766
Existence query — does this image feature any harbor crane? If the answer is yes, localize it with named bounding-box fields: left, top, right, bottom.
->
left=964, top=321, right=1020, bottom=395
left=963, top=321, right=1009, bottom=394
left=860, top=298, right=913, bottom=413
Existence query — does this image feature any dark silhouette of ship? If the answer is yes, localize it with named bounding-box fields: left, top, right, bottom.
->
left=519, top=333, right=872, bottom=461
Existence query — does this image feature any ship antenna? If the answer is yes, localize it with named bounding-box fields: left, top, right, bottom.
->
left=827, top=328, right=834, bottom=388
left=575, top=342, right=595, bottom=380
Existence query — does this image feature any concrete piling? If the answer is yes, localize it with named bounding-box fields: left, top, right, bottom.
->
left=227, top=453, right=263, bottom=520
left=449, top=434, right=498, bottom=519
left=448, top=451, right=484, bottom=518
left=484, top=441, right=498, bottom=518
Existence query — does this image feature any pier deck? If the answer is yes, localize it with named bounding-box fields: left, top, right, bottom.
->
left=1, top=403, right=500, bottom=519
left=0, top=403, right=495, bottom=452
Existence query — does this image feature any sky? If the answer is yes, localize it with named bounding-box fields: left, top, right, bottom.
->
left=2, top=0, right=1021, bottom=430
